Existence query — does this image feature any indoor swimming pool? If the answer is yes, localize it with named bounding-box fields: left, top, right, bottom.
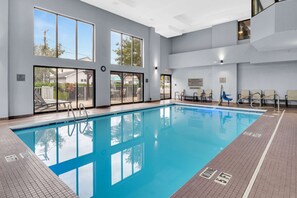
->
left=14, top=105, right=262, bottom=198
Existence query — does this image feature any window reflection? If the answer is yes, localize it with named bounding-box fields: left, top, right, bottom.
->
left=111, top=112, right=144, bottom=146
left=34, top=121, right=94, bottom=165
left=59, top=163, right=94, bottom=198
left=160, top=107, right=172, bottom=128
left=35, top=129, right=59, bottom=166
left=111, top=143, right=144, bottom=185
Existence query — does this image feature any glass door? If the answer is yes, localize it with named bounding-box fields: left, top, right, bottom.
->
left=58, top=68, right=77, bottom=111
left=34, top=66, right=95, bottom=114
left=110, top=72, right=144, bottom=105
left=78, top=69, right=94, bottom=108
left=160, top=74, right=171, bottom=100
left=34, top=67, right=57, bottom=113
left=133, top=73, right=143, bottom=102
left=111, top=72, right=123, bottom=105
left=123, top=73, right=134, bottom=104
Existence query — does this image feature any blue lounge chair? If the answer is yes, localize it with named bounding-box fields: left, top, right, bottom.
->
left=222, top=91, right=233, bottom=105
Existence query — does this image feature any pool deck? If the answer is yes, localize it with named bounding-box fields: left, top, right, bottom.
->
left=0, top=100, right=296, bottom=197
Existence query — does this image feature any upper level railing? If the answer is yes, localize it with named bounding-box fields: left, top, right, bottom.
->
left=252, top=0, right=286, bottom=17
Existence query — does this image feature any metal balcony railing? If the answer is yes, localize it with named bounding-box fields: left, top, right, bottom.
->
left=252, top=0, right=286, bottom=17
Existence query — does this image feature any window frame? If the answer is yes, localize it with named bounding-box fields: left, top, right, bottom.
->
left=33, top=65, right=96, bottom=114
left=34, top=7, right=95, bottom=62
left=110, top=71, right=144, bottom=105
left=110, top=30, right=144, bottom=67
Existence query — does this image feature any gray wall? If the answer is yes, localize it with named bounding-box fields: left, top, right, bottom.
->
left=171, top=28, right=212, bottom=54
left=169, top=14, right=297, bottom=103
left=238, top=62, right=297, bottom=98
left=0, top=0, right=9, bottom=118
left=7, top=0, right=171, bottom=117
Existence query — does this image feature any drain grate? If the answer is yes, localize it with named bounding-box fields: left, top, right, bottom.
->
left=19, top=151, right=32, bottom=159
left=243, top=131, right=262, bottom=138
left=199, top=167, right=217, bottom=179
left=214, top=172, right=232, bottom=186
left=5, top=154, right=19, bottom=163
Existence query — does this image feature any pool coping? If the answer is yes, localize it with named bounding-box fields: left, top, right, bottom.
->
left=10, top=102, right=266, bottom=131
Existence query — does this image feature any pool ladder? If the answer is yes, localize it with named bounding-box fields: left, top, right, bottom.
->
left=67, top=103, right=89, bottom=120
left=67, top=103, right=89, bottom=136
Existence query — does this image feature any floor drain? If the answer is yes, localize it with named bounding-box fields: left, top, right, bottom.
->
left=214, top=172, right=232, bottom=186
left=243, top=131, right=262, bottom=138
left=5, top=154, right=19, bottom=162
left=199, top=167, right=217, bottom=179
left=19, top=151, right=32, bottom=159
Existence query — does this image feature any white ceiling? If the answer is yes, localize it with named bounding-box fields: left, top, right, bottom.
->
left=81, top=0, right=251, bottom=38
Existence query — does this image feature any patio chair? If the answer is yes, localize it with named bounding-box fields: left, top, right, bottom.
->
left=262, top=90, right=275, bottom=105
left=204, top=89, right=212, bottom=102
left=175, top=90, right=185, bottom=100
left=251, top=90, right=262, bottom=104
left=285, top=90, right=297, bottom=107
left=35, top=91, right=71, bottom=110
left=237, top=90, right=250, bottom=104
left=193, top=89, right=204, bottom=101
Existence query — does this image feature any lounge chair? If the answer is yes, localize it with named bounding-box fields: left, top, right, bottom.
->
left=237, top=90, right=250, bottom=104
left=251, top=90, right=262, bottom=104
left=204, top=89, right=212, bottom=102
left=194, top=89, right=204, bottom=101
left=285, top=90, right=297, bottom=107
left=35, top=91, right=71, bottom=110
left=262, top=90, right=275, bottom=105
left=175, top=90, right=185, bottom=100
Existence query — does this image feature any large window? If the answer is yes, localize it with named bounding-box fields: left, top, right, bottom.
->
left=111, top=31, right=143, bottom=67
left=110, top=72, right=143, bottom=105
left=238, top=19, right=251, bottom=40
left=34, top=66, right=95, bottom=113
left=34, top=8, right=94, bottom=62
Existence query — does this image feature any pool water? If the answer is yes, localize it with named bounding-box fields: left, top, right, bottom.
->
left=15, top=105, right=261, bottom=198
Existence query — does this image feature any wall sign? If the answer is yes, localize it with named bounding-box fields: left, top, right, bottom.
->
left=219, top=77, right=226, bottom=83
left=188, top=78, right=203, bottom=86
left=17, top=74, right=26, bottom=82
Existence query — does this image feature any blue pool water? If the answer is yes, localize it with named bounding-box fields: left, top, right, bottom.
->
left=15, top=105, right=261, bottom=198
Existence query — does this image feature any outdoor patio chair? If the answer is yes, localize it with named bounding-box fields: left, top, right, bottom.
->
left=35, top=91, right=71, bottom=110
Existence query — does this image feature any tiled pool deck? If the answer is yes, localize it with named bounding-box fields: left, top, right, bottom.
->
left=0, top=100, right=296, bottom=198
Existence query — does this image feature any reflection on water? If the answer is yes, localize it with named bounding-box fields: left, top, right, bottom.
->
left=111, top=144, right=144, bottom=185
left=15, top=106, right=261, bottom=198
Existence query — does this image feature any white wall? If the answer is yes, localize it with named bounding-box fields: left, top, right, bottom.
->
left=238, top=62, right=297, bottom=98
left=172, top=64, right=237, bottom=102
left=0, top=0, right=9, bottom=118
